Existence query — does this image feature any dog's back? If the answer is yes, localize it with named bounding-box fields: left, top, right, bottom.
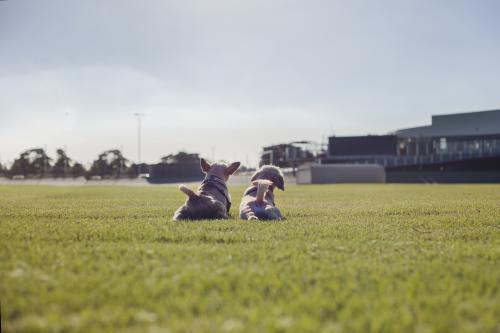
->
left=172, top=159, right=240, bottom=221
left=239, top=180, right=282, bottom=220
left=239, top=165, right=285, bottom=221
left=173, top=192, right=227, bottom=220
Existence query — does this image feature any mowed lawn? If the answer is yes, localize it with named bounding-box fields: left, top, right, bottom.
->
left=0, top=184, right=499, bottom=333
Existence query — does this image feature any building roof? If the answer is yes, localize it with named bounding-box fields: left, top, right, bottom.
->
left=397, top=109, right=500, bottom=137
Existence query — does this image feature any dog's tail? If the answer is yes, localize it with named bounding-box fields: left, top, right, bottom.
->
left=179, top=184, right=198, bottom=199
left=252, top=179, right=273, bottom=204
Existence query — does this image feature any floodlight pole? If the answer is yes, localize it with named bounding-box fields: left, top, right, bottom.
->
left=133, top=113, right=144, bottom=172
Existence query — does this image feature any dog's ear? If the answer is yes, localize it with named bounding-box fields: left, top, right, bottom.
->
left=224, top=162, right=241, bottom=176
left=250, top=170, right=261, bottom=182
left=200, top=158, right=211, bottom=173
left=273, top=174, right=285, bottom=191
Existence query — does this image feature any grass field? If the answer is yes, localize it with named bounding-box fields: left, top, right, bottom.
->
left=0, top=184, right=499, bottom=333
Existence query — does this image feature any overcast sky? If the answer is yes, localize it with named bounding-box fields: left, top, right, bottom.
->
left=1, top=0, right=500, bottom=167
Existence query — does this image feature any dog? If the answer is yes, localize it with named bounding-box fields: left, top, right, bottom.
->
left=239, top=165, right=285, bottom=220
left=173, top=158, right=240, bottom=220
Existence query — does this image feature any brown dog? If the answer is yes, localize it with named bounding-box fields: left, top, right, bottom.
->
left=173, top=158, right=240, bottom=220
left=239, top=165, right=285, bottom=220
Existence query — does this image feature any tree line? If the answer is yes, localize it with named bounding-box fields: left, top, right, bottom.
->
left=0, top=149, right=256, bottom=180
left=0, top=148, right=139, bottom=180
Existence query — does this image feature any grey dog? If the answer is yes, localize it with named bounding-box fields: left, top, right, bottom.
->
left=173, top=158, right=240, bottom=220
left=239, top=165, right=285, bottom=220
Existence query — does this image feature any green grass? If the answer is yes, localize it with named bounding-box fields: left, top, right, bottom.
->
left=1, top=184, right=499, bottom=333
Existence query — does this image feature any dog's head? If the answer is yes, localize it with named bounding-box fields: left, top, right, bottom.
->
left=201, top=158, right=240, bottom=182
left=250, top=165, right=285, bottom=191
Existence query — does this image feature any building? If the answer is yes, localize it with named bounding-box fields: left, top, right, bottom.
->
left=323, top=109, right=500, bottom=183
left=260, top=141, right=325, bottom=167
left=297, top=164, right=385, bottom=184
left=147, top=163, right=204, bottom=184
left=146, top=152, right=204, bottom=184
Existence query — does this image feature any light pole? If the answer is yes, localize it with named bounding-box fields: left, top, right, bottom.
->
left=63, top=112, right=69, bottom=153
left=64, top=112, right=69, bottom=176
left=133, top=113, right=145, bottom=173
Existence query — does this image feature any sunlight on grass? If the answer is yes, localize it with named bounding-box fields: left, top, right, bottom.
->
left=1, top=184, right=499, bottom=332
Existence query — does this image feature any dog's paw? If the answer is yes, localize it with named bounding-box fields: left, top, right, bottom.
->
left=247, top=215, right=259, bottom=221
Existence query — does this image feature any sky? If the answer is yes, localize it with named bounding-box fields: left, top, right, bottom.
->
left=1, top=0, right=500, bottom=167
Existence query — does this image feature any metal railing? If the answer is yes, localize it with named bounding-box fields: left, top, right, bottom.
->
left=328, top=149, right=500, bottom=167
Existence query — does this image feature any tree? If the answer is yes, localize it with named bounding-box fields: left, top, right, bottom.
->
left=9, top=151, right=31, bottom=177
left=126, top=163, right=139, bottom=179
left=9, top=148, right=52, bottom=178
left=70, top=163, right=86, bottom=178
left=51, top=149, right=72, bottom=178
left=160, top=152, right=200, bottom=165
left=87, top=150, right=129, bottom=179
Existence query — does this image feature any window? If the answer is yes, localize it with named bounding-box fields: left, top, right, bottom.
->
left=398, top=142, right=407, bottom=156
left=439, top=138, right=447, bottom=151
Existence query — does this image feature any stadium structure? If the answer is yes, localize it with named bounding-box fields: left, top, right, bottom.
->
left=323, top=109, right=500, bottom=182
left=260, top=141, right=326, bottom=168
